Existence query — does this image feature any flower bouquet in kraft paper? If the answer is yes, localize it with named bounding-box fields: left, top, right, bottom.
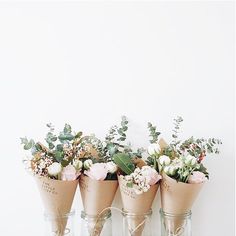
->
left=113, top=140, right=162, bottom=236
left=78, top=116, right=130, bottom=236
left=147, top=117, right=222, bottom=234
left=21, top=123, right=85, bottom=236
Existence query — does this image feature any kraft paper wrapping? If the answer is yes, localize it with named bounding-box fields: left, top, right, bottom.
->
left=160, top=173, right=204, bottom=233
left=35, top=176, right=78, bottom=236
left=79, top=175, right=118, bottom=236
left=118, top=176, right=158, bottom=236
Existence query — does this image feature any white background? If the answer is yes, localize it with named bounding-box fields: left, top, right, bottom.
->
left=0, top=1, right=234, bottom=236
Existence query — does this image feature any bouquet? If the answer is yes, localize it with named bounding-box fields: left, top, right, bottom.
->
left=21, top=123, right=84, bottom=235
left=113, top=138, right=162, bottom=236
left=78, top=116, right=129, bottom=236
left=147, top=117, right=222, bottom=233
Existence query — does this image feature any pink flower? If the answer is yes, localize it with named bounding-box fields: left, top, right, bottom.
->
left=84, top=163, right=108, bottom=181
left=141, top=166, right=162, bottom=185
left=61, top=165, right=79, bottom=181
left=188, top=171, right=207, bottom=184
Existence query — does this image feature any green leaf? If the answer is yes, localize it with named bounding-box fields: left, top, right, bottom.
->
left=54, top=151, right=64, bottom=162
left=61, top=159, right=69, bottom=167
left=126, top=182, right=133, bottom=188
left=113, top=153, right=135, bottom=175
left=56, top=144, right=63, bottom=151
left=48, top=142, right=55, bottom=149
left=58, top=133, right=74, bottom=141
left=64, top=124, right=72, bottom=134
left=75, top=131, right=83, bottom=139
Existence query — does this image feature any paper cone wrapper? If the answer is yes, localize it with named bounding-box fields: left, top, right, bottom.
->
left=118, top=176, right=158, bottom=236
left=79, top=175, right=118, bottom=236
left=160, top=173, right=203, bottom=233
left=35, top=176, right=78, bottom=236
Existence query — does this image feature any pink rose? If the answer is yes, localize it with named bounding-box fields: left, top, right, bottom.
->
left=188, top=171, right=207, bottom=184
left=84, top=163, right=108, bottom=181
left=61, top=165, right=79, bottom=181
left=141, top=166, right=162, bottom=185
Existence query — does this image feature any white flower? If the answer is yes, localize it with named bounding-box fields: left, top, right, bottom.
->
left=164, top=166, right=176, bottom=176
left=148, top=143, right=161, bottom=155
left=47, top=162, right=62, bottom=176
left=83, top=159, right=93, bottom=170
left=106, top=162, right=118, bottom=174
left=159, top=155, right=171, bottom=166
left=172, top=158, right=184, bottom=169
left=73, top=159, right=83, bottom=170
left=184, top=155, right=197, bottom=166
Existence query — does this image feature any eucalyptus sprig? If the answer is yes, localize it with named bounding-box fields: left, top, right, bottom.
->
left=147, top=122, right=161, bottom=144
left=171, top=116, right=183, bottom=149
left=21, top=123, right=84, bottom=167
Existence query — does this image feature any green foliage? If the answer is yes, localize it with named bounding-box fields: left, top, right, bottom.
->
left=83, top=116, right=130, bottom=162
left=126, top=182, right=133, bottom=188
left=58, top=124, right=74, bottom=143
left=113, top=153, right=135, bottom=175
left=20, top=123, right=84, bottom=165
left=180, top=137, right=222, bottom=158
left=20, top=137, right=35, bottom=150
left=147, top=122, right=161, bottom=144
left=105, top=116, right=128, bottom=142
left=171, top=116, right=183, bottom=148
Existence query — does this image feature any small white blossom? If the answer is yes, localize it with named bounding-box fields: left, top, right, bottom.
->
left=164, top=166, right=176, bottom=176
left=47, top=162, right=62, bottom=177
left=106, top=162, right=118, bottom=174
left=184, top=155, right=197, bottom=166
left=73, top=159, right=83, bottom=170
left=83, top=159, right=93, bottom=170
left=148, top=143, right=161, bottom=155
left=159, top=155, right=171, bottom=166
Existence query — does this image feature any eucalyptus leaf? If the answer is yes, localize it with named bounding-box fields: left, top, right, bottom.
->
left=113, top=153, right=135, bottom=175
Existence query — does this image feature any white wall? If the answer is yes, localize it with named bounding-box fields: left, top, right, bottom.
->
left=0, top=1, right=234, bottom=236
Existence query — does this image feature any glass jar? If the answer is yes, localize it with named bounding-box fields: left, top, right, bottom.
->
left=44, top=210, right=75, bottom=236
left=122, top=209, right=153, bottom=236
left=80, top=210, right=112, bottom=236
left=160, top=209, right=192, bottom=236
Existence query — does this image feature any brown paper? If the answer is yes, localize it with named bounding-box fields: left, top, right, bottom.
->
left=35, top=176, right=78, bottom=236
left=160, top=173, right=203, bottom=233
left=158, top=138, right=168, bottom=150
left=79, top=175, right=118, bottom=235
left=118, top=176, right=158, bottom=236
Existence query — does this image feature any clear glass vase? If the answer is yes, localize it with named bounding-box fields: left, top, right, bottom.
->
left=122, top=209, right=153, bottom=236
left=44, top=210, right=75, bottom=236
left=160, top=209, right=192, bottom=236
left=80, top=210, right=112, bottom=236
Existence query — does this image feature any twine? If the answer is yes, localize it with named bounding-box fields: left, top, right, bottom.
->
left=92, top=206, right=147, bottom=236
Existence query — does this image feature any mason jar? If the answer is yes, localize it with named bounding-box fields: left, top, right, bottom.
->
left=122, top=209, right=153, bottom=236
left=80, top=210, right=112, bottom=236
left=160, top=209, right=191, bottom=236
left=44, top=210, right=75, bottom=236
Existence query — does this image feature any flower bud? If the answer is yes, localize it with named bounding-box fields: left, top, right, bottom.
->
left=83, top=159, right=93, bottom=170
left=106, top=161, right=118, bottom=174
left=184, top=155, right=197, bottom=166
left=148, top=143, right=161, bottom=155
left=47, top=162, right=62, bottom=177
left=164, top=166, right=176, bottom=176
left=159, top=155, right=171, bottom=166
left=73, top=159, right=83, bottom=170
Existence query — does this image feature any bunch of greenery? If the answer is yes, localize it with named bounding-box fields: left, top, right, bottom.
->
left=147, top=116, right=222, bottom=182
left=80, top=116, right=133, bottom=162
left=20, top=123, right=84, bottom=168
